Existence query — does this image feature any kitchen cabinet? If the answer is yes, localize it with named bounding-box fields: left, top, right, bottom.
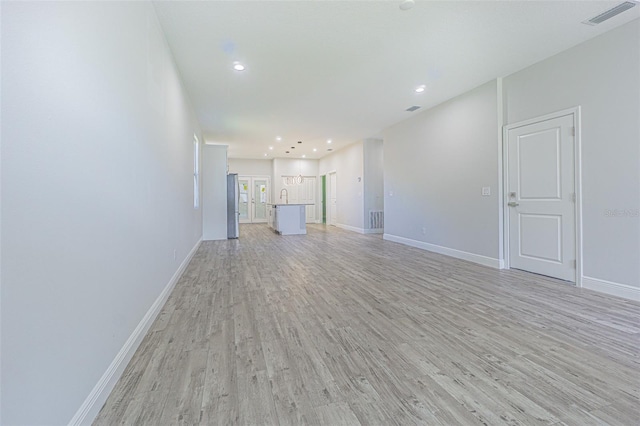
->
left=268, top=204, right=307, bottom=235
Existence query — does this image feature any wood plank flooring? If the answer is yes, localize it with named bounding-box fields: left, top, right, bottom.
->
left=94, top=224, right=640, bottom=425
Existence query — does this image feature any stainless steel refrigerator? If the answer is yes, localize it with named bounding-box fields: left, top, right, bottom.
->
left=227, top=173, right=240, bottom=239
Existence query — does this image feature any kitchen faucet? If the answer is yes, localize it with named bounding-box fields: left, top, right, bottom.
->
left=279, top=188, right=289, bottom=204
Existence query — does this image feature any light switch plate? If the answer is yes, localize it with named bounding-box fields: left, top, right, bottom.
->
left=482, top=187, right=491, bottom=196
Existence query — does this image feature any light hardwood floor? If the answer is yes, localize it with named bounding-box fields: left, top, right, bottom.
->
left=95, top=224, right=640, bottom=425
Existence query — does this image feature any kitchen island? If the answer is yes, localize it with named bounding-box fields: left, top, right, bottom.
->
left=267, top=204, right=308, bottom=235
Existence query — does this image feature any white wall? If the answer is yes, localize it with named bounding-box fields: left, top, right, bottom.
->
left=383, top=81, right=501, bottom=264
left=319, top=142, right=365, bottom=231
left=504, top=19, right=640, bottom=290
left=363, top=139, right=384, bottom=230
left=202, top=145, right=228, bottom=240
left=0, top=0, right=4, bottom=420
left=381, top=20, right=639, bottom=297
left=1, top=2, right=202, bottom=424
left=228, top=158, right=273, bottom=177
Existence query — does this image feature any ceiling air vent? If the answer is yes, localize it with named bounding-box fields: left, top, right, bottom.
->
left=406, top=106, right=421, bottom=112
left=583, top=2, right=637, bottom=26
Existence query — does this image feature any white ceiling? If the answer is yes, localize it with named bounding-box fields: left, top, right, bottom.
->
left=153, top=0, right=639, bottom=159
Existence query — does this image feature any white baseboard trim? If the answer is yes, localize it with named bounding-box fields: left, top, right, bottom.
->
left=334, top=223, right=383, bottom=234
left=335, top=223, right=366, bottom=234
left=68, top=238, right=202, bottom=426
left=383, top=233, right=502, bottom=269
left=581, top=276, right=640, bottom=301
left=364, top=228, right=384, bottom=234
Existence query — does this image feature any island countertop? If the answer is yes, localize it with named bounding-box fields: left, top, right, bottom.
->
left=268, top=204, right=308, bottom=235
left=267, top=203, right=314, bottom=206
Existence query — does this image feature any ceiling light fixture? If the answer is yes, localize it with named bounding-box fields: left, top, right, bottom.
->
left=269, top=146, right=273, bottom=150
left=302, top=155, right=306, bottom=158
left=276, top=136, right=281, bottom=141
left=415, top=85, right=426, bottom=93
left=233, top=62, right=245, bottom=71
left=327, top=139, right=332, bottom=144
left=264, top=153, right=267, bottom=157
left=313, top=148, right=317, bottom=152
left=399, top=0, right=415, bottom=11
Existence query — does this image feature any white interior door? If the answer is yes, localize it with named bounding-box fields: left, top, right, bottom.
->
left=507, top=114, right=576, bottom=282
left=238, top=178, right=250, bottom=224
left=252, top=178, right=269, bottom=223
left=301, top=177, right=316, bottom=223
left=239, top=176, right=270, bottom=223
left=328, top=172, right=337, bottom=226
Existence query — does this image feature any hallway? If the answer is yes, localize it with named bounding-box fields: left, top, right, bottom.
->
left=95, top=224, right=639, bottom=425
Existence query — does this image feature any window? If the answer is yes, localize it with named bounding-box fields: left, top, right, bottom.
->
left=193, top=134, right=200, bottom=209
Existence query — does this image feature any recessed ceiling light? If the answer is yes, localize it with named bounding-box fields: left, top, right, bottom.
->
left=415, top=85, right=426, bottom=93
left=399, top=0, right=415, bottom=11
left=313, top=148, right=317, bottom=152
left=269, top=146, right=273, bottom=150
left=327, top=139, right=332, bottom=144
left=233, top=62, right=245, bottom=71
left=276, top=136, right=281, bottom=141
left=264, top=153, right=267, bottom=157
left=302, top=155, right=306, bottom=158
left=298, top=141, right=302, bottom=144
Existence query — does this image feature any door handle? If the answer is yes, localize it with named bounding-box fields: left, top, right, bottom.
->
left=508, top=202, right=519, bottom=207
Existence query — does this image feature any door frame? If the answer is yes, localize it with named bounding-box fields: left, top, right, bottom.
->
left=326, top=170, right=337, bottom=226
left=321, top=174, right=327, bottom=224
left=238, top=175, right=271, bottom=223
left=501, top=106, right=583, bottom=286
